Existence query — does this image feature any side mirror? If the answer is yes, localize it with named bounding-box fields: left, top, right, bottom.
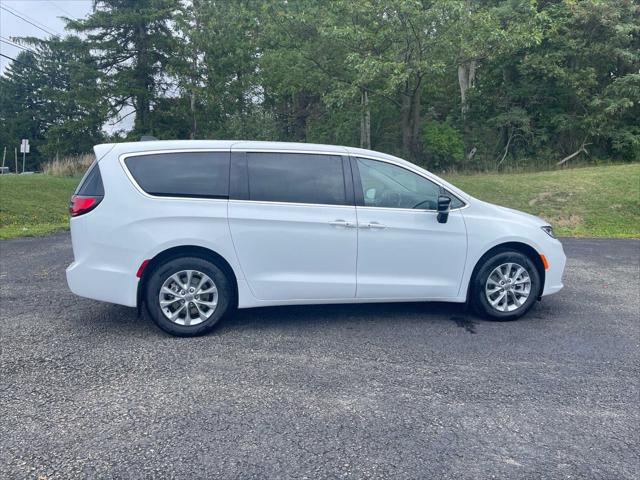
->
left=437, top=195, right=451, bottom=223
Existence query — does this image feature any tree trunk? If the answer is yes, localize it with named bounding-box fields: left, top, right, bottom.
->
left=401, top=91, right=412, bottom=155
left=410, top=83, right=422, bottom=156
left=135, top=92, right=150, bottom=134
left=360, top=89, right=371, bottom=149
left=497, top=126, right=514, bottom=168
left=293, top=91, right=310, bottom=142
left=458, top=59, right=476, bottom=118
left=556, top=138, right=591, bottom=166
left=237, top=71, right=245, bottom=138
left=360, top=91, right=365, bottom=148
left=190, top=91, right=197, bottom=139
left=459, top=59, right=477, bottom=164
left=133, top=17, right=152, bottom=134
left=400, top=78, right=422, bottom=159
left=190, top=0, right=200, bottom=139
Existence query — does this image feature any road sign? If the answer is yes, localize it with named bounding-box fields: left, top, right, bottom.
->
left=20, top=139, right=29, bottom=173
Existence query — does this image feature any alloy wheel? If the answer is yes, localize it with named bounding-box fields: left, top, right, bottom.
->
left=485, top=262, right=531, bottom=313
left=158, top=269, right=218, bottom=326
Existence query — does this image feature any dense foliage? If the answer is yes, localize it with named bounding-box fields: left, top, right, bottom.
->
left=1, top=0, right=638, bottom=172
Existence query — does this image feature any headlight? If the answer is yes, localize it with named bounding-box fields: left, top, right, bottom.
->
left=541, top=226, right=555, bottom=238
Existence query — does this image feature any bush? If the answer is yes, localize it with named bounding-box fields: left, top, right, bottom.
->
left=610, top=126, right=640, bottom=161
left=420, top=121, right=464, bottom=170
left=42, top=154, right=94, bottom=177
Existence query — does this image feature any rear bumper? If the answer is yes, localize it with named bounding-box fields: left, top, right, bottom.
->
left=541, top=239, right=566, bottom=297
left=66, top=260, right=138, bottom=307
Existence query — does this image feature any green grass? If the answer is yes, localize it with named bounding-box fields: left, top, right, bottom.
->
left=0, top=175, right=80, bottom=239
left=0, top=164, right=638, bottom=239
left=444, top=163, right=640, bottom=238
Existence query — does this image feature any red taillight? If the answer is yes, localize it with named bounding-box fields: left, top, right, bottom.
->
left=69, top=195, right=102, bottom=217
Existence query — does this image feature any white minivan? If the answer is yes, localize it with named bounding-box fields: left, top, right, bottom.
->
left=67, top=140, right=565, bottom=336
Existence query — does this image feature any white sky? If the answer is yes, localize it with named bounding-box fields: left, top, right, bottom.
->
left=1, top=0, right=94, bottom=71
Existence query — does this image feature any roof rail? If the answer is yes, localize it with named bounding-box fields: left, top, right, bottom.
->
left=140, top=135, right=158, bottom=141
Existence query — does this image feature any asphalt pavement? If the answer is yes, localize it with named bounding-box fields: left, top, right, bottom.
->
left=0, top=232, right=638, bottom=479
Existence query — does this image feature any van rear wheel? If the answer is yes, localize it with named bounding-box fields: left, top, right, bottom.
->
left=471, top=250, right=541, bottom=321
left=145, top=256, right=232, bottom=336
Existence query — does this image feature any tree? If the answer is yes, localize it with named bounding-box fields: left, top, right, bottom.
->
left=67, top=0, right=177, bottom=136
left=2, top=0, right=638, bottom=170
left=0, top=37, right=106, bottom=168
left=474, top=0, right=640, bottom=167
left=260, top=0, right=344, bottom=143
left=25, top=36, right=107, bottom=159
left=0, top=51, right=46, bottom=169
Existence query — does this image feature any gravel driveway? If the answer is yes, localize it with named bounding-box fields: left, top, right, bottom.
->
left=1, top=232, right=638, bottom=479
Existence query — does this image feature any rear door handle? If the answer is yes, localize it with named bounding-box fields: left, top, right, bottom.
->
left=329, top=219, right=355, bottom=228
left=360, top=221, right=386, bottom=229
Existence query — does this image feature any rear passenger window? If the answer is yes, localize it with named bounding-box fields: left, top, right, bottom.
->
left=124, top=152, right=229, bottom=198
left=247, top=152, right=346, bottom=205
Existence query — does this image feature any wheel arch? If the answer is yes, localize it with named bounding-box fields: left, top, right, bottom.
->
left=466, top=241, right=546, bottom=302
left=136, top=245, right=239, bottom=312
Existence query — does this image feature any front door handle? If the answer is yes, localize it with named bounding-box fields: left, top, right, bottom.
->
left=360, top=221, right=387, bottom=229
left=329, top=219, right=355, bottom=228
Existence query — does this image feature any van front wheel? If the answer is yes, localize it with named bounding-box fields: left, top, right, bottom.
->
left=145, top=256, right=232, bottom=336
left=471, top=250, right=542, bottom=321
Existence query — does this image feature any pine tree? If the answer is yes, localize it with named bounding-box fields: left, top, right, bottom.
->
left=67, top=0, right=176, bottom=136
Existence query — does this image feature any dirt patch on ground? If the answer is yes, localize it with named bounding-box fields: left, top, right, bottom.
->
left=529, top=191, right=552, bottom=206
left=549, top=214, right=584, bottom=228
left=529, top=191, right=574, bottom=206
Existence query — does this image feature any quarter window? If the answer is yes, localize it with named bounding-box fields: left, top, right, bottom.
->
left=247, top=152, right=346, bottom=205
left=449, top=194, right=465, bottom=209
left=356, top=158, right=441, bottom=210
left=75, top=162, right=104, bottom=196
left=124, top=152, right=229, bottom=198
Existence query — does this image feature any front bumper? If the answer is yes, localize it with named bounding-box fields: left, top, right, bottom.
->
left=541, top=239, right=566, bottom=297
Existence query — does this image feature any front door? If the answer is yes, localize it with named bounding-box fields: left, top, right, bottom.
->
left=228, top=151, right=357, bottom=301
left=352, top=157, right=468, bottom=299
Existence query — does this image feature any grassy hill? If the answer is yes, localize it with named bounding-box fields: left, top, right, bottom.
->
left=444, top=164, right=639, bottom=238
left=0, top=163, right=638, bottom=239
left=0, top=175, right=79, bottom=239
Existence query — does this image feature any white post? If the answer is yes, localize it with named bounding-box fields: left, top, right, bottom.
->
left=19, top=139, right=29, bottom=173
left=1, top=146, right=6, bottom=174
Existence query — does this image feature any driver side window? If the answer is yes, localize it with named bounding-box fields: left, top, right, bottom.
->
left=356, top=158, right=441, bottom=210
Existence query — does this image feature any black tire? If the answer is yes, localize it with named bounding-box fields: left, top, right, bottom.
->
left=470, top=249, right=541, bottom=321
left=145, top=256, right=233, bottom=336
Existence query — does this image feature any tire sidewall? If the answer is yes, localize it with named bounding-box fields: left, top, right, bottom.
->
left=145, top=257, right=231, bottom=336
left=473, top=251, right=541, bottom=321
